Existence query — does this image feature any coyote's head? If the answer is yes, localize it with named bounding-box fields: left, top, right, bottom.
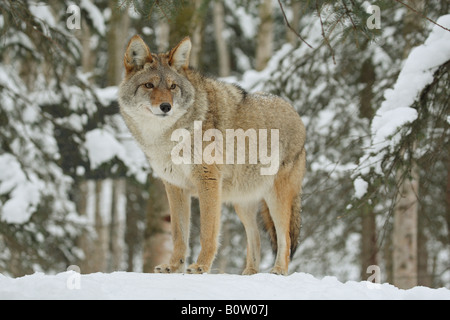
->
left=118, top=35, right=195, bottom=126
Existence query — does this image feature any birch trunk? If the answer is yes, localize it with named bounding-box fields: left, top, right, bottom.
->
left=94, top=179, right=112, bottom=272
left=255, top=0, right=274, bottom=71
left=190, top=0, right=204, bottom=69
left=286, top=1, right=302, bottom=46
left=393, top=162, right=419, bottom=289
left=110, top=178, right=127, bottom=271
left=213, top=0, right=230, bottom=77
left=392, top=0, right=424, bottom=289
left=77, top=180, right=93, bottom=273
left=106, top=3, right=130, bottom=86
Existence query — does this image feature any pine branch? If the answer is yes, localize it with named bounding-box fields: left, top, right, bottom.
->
left=118, top=0, right=182, bottom=21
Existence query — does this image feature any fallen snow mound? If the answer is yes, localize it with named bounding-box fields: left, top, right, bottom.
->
left=1, top=272, right=449, bottom=300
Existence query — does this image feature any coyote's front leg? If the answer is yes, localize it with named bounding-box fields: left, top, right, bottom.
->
left=187, top=165, right=222, bottom=274
left=154, top=183, right=191, bottom=273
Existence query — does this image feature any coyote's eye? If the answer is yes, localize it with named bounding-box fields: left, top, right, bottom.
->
left=170, top=84, right=177, bottom=90
left=144, top=83, right=154, bottom=89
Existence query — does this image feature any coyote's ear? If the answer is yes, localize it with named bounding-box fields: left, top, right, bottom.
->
left=124, top=35, right=153, bottom=75
left=168, top=37, right=191, bottom=70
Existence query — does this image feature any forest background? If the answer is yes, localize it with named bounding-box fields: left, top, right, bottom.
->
left=0, top=0, right=449, bottom=290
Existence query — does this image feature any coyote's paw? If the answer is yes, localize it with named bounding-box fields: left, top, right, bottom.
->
left=154, top=263, right=184, bottom=274
left=242, top=267, right=258, bottom=275
left=186, top=263, right=209, bottom=274
left=270, top=266, right=287, bottom=276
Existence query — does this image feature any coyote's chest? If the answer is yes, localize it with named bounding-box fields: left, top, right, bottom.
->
left=125, top=114, right=193, bottom=188
left=144, top=139, right=193, bottom=189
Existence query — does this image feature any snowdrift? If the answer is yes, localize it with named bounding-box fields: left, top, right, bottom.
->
left=1, top=271, right=449, bottom=300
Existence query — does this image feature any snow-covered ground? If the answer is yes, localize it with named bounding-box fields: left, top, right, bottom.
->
left=1, top=271, right=449, bottom=300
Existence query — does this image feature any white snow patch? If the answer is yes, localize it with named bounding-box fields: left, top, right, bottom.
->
left=94, top=86, right=118, bottom=107
left=84, top=123, right=149, bottom=183
left=353, top=177, right=368, bottom=199
left=359, top=14, right=450, bottom=176
left=80, top=0, right=106, bottom=36
left=0, top=154, right=42, bottom=224
left=29, top=2, right=56, bottom=28
left=0, top=272, right=449, bottom=300
left=240, top=44, right=293, bottom=92
left=85, top=128, right=126, bottom=169
left=372, top=14, right=450, bottom=146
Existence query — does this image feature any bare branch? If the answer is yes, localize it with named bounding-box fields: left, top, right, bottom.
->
left=277, top=0, right=313, bottom=49
left=394, top=0, right=450, bottom=32
left=315, top=1, right=336, bottom=64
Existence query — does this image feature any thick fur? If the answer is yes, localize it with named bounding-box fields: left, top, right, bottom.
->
left=118, top=35, right=306, bottom=275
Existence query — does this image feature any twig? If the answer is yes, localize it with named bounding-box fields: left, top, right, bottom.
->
left=315, top=1, right=336, bottom=64
left=342, top=1, right=357, bottom=31
left=341, top=0, right=359, bottom=49
left=394, top=0, right=450, bottom=32
left=277, top=0, right=313, bottom=49
left=155, top=0, right=171, bottom=23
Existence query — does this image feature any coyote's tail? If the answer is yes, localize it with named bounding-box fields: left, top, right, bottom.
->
left=260, top=194, right=302, bottom=259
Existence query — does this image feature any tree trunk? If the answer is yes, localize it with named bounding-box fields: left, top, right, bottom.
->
left=392, top=0, right=424, bottom=289
left=106, top=3, right=130, bottom=86
left=156, top=19, right=170, bottom=52
left=286, top=1, right=302, bottom=46
left=361, top=207, right=377, bottom=280
left=446, top=150, right=450, bottom=259
left=417, top=208, right=431, bottom=286
left=213, top=0, right=230, bottom=77
left=142, top=176, right=173, bottom=273
left=94, top=179, right=112, bottom=272
left=359, top=58, right=376, bottom=119
left=401, top=0, right=426, bottom=59
left=359, top=57, right=377, bottom=280
left=78, top=15, right=95, bottom=77
left=77, top=180, right=95, bottom=273
left=110, top=178, right=127, bottom=271
left=189, top=0, right=205, bottom=69
left=255, top=0, right=274, bottom=71
left=392, top=161, right=419, bottom=289
left=124, top=180, right=146, bottom=272
left=78, top=179, right=109, bottom=273
left=383, top=226, right=394, bottom=284
left=169, top=0, right=205, bottom=69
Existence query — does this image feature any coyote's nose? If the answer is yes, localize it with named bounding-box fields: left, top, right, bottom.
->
left=160, top=103, right=172, bottom=113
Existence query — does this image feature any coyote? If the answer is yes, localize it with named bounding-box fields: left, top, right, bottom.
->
left=118, top=35, right=306, bottom=275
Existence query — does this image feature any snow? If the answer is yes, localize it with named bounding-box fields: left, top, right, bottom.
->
left=94, top=86, right=118, bottom=107
left=358, top=14, right=450, bottom=176
left=372, top=14, right=450, bottom=147
left=353, top=177, right=368, bottom=199
left=0, top=154, right=42, bottom=224
left=225, top=0, right=258, bottom=39
left=240, top=43, right=293, bottom=91
left=84, top=122, right=149, bottom=183
left=0, top=271, right=449, bottom=300
left=29, top=2, right=56, bottom=28
left=80, top=0, right=106, bottom=36
left=85, top=128, right=126, bottom=170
